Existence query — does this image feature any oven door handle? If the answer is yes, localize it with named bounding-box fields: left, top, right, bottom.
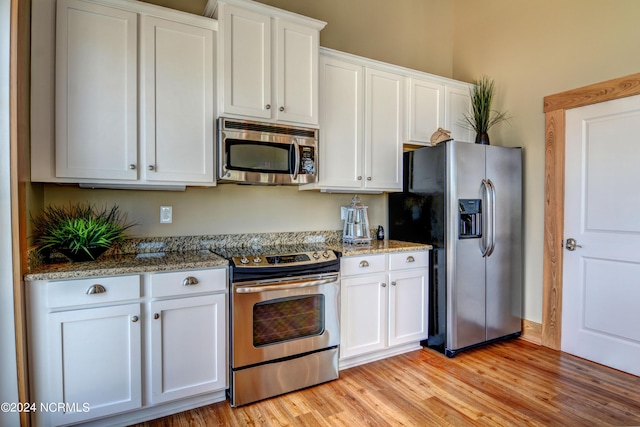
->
left=235, top=276, right=338, bottom=294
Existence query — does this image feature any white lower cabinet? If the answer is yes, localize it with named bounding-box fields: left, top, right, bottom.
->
left=48, top=303, right=143, bottom=426
left=26, top=268, right=227, bottom=427
left=339, top=251, right=429, bottom=369
left=147, top=269, right=227, bottom=405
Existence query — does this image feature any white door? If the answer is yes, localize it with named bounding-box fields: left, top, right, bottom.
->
left=275, top=19, right=319, bottom=125
left=48, top=304, right=142, bottom=425
left=388, top=269, right=428, bottom=346
left=444, top=85, right=473, bottom=143
left=55, top=0, right=138, bottom=180
left=340, top=274, right=387, bottom=359
left=317, top=56, right=364, bottom=190
left=149, top=294, right=226, bottom=404
left=563, top=94, right=640, bottom=376
left=406, top=77, right=444, bottom=144
left=364, top=68, right=403, bottom=191
left=141, top=16, right=215, bottom=184
left=221, top=4, right=271, bottom=119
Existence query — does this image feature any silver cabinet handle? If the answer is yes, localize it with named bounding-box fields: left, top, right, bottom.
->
left=129, top=164, right=136, bottom=170
left=381, top=283, right=387, bottom=287
left=279, top=106, right=285, bottom=112
left=265, top=104, right=271, bottom=110
left=182, top=276, right=199, bottom=286
left=154, top=313, right=160, bottom=320
left=406, top=256, right=415, bottom=263
left=357, top=176, right=362, bottom=180
left=391, top=281, right=397, bottom=286
left=132, top=316, right=139, bottom=322
left=565, top=238, right=582, bottom=251
left=148, top=165, right=155, bottom=171
left=86, top=284, right=106, bottom=295
left=359, top=260, right=369, bottom=268
left=367, top=177, right=372, bottom=181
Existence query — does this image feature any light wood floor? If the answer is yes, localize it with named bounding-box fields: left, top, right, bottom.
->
left=132, top=339, right=640, bottom=426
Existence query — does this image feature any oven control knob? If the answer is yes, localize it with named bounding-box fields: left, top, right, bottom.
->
left=240, top=257, right=249, bottom=264
left=312, top=251, right=320, bottom=259
left=323, top=250, right=331, bottom=258
left=253, top=257, right=262, bottom=264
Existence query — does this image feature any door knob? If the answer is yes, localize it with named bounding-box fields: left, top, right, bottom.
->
left=565, top=238, right=582, bottom=251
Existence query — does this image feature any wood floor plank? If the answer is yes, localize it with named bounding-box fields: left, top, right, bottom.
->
left=131, top=340, right=640, bottom=427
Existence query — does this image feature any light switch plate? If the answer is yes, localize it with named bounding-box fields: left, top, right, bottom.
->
left=160, top=206, right=172, bottom=224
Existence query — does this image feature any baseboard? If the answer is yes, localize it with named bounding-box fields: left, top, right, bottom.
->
left=520, top=319, right=542, bottom=345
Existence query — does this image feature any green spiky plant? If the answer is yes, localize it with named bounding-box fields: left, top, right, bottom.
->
left=31, top=203, right=136, bottom=261
left=463, top=75, right=509, bottom=143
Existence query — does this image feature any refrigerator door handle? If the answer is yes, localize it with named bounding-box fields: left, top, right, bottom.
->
left=481, top=179, right=492, bottom=257
left=487, top=179, right=497, bottom=256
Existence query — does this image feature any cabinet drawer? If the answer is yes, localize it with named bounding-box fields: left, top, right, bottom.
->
left=389, top=251, right=429, bottom=271
left=341, top=254, right=386, bottom=277
left=47, top=275, right=141, bottom=308
left=149, top=268, right=227, bottom=298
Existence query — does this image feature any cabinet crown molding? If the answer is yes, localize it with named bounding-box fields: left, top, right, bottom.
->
left=205, top=0, right=326, bottom=30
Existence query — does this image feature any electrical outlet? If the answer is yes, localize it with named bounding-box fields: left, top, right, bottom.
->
left=160, top=206, right=172, bottom=224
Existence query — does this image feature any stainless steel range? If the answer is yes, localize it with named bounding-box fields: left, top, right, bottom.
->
left=214, top=245, right=340, bottom=407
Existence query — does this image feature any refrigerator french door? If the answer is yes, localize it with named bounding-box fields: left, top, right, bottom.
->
left=389, top=141, right=522, bottom=357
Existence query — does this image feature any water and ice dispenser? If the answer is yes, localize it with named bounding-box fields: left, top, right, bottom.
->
left=458, top=199, right=482, bottom=239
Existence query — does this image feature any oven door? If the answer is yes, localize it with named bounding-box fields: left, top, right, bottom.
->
left=231, top=272, right=339, bottom=369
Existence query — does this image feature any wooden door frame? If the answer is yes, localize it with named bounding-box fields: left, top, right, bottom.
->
left=542, top=73, right=640, bottom=349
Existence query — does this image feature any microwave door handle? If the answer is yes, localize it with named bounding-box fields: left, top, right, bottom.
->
left=291, top=138, right=300, bottom=181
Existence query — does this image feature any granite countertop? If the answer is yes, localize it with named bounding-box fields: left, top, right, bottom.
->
left=25, top=232, right=432, bottom=282
left=24, top=250, right=229, bottom=281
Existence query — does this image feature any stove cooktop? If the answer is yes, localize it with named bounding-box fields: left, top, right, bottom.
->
left=210, top=245, right=340, bottom=269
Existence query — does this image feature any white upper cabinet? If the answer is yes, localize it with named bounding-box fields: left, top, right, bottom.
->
left=406, top=78, right=473, bottom=146
left=406, top=78, right=445, bottom=145
left=445, top=85, right=474, bottom=143
left=211, top=0, right=325, bottom=126
left=33, top=0, right=217, bottom=187
left=302, top=50, right=403, bottom=193
left=364, top=67, right=404, bottom=191
left=55, top=0, right=138, bottom=181
left=140, top=15, right=215, bottom=183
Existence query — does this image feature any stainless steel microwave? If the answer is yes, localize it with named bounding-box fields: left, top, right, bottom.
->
left=217, top=118, right=319, bottom=185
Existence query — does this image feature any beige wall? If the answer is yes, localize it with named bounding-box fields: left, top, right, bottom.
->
left=452, top=0, right=640, bottom=322
left=35, top=0, right=640, bottom=325
left=42, top=185, right=386, bottom=237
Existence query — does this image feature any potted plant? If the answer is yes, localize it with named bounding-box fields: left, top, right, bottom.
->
left=463, top=75, right=509, bottom=145
left=31, top=203, right=136, bottom=262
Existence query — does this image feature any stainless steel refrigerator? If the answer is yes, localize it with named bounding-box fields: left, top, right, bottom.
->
left=388, top=141, right=522, bottom=357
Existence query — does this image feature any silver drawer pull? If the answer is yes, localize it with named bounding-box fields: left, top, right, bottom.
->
left=86, top=284, right=106, bottom=295
left=391, top=281, right=397, bottom=286
left=359, top=260, right=369, bottom=268
left=381, top=283, right=387, bottom=287
left=406, top=256, right=415, bottom=263
left=154, top=313, right=160, bottom=320
left=182, top=276, right=199, bottom=286
left=132, top=316, right=139, bottom=322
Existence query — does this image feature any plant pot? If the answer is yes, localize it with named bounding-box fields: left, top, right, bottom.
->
left=57, top=246, right=109, bottom=262
left=475, top=132, right=490, bottom=145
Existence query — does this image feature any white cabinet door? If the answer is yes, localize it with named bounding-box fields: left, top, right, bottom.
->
left=221, top=4, right=271, bottom=119
left=48, top=304, right=142, bottom=426
left=317, top=56, right=364, bottom=190
left=55, top=0, right=138, bottom=180
left=275, top=19, right=319, bottom=125
left=340, top=274, right=387, bottom=359
left=141, top=16, right=215, bottom=184
left=407, top=78, right=445, bottom=144
left=388, top=269, right=429, bottom=347
left=365, top=68, right=404, bottom=192
left=149, top=293, right=226, bottom=404
left=445, top=85, right=474, bottom=143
